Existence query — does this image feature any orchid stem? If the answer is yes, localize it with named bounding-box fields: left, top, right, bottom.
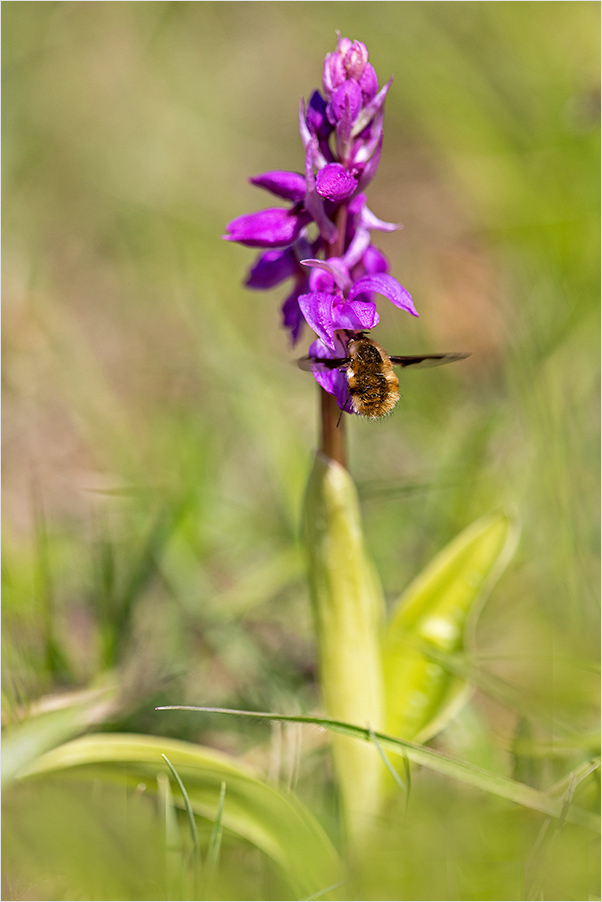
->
left=320, top=387, right=347, bottom=468
left=329, top=204, right=348, bottom=259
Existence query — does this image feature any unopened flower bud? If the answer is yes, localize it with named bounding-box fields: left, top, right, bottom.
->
left=343, top=40, right=369, bottom=79
left=359, top=64, right=379, bottom=104
left=316, top=163, right=358, bottom=203
left=306, top=91, right=331, bottom=139
left=322, top=50, right=347, bottom=98
left=335, top=35, right=353, bottom=57
left=327, top=80, right=362, bottom=127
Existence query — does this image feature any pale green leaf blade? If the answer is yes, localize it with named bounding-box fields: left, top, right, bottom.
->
left=15, top=732, right=341, bottom=899
left=383, top=510, right=519, bottom=742
left=1, top=687, right=115, bottom=789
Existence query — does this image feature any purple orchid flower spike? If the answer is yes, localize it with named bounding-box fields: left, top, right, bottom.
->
left=224, top=33, right=419, bottom=419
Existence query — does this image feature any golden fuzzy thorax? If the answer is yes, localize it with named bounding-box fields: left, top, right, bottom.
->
left=346, top=338, right=400, bottom=418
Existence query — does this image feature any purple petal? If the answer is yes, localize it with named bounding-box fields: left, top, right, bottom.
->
left=352, top=76, right=393, bottom=137
left=309, top=269, right=337, bottom=294
left=298, top=291, right=336, bottom=348
left=360, top=204, right=400, bottom=233
left=360, top=245, right=389, bottom=275
left=246, top=248, right=298, bottom=289
left=282, top=285, right=306, bottom=345
left=299, top=97, right=312, bottom=151
left=308, top=266, right=335, bottom=294
left=304, top=139, right=337, bottom=244
left=348, top=273, right=418, bottom=317
left=355, top=129, right=383, bottom=192
left=332, top=298, right=379, bottom=333
left=322, top=50, right=347, bottom=98
left=353, top=111, right=383, bottom=165
left=300, top=99, right=329, bottom=166
left=347, top=192, right=367, bottom=220
left=343, top=227, right=371, bottom=270
left=224, top=207, right=306, bottom=248
left=301, top=257, right=351, bottom=292
left=358, top=63, right=379, bottom=103
left=306, top=90, right=331, bottom=139
left=307, top=338, right=351, bottom=412
left=311, top=334, right=349, bottom=361
left=334, top=35, right=353, bottom=56
left=327, top=80, right=362, bottom=128
left=349, top=244, right=388, bottom=283
left=250, top=171, right=306, bottom=202
left=315, top=163, right=358, bottom=203
left=343, top=41, right=369, bottom=80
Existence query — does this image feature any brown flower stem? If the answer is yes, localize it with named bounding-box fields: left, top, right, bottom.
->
left=320, top=385, right=346, bottom=468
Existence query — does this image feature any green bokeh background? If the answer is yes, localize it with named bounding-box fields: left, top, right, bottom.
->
left=3, top=3, right=599, bottom=900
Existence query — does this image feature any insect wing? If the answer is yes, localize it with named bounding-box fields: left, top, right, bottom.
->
left=389, top=352, right=470, bottom=369
left=297, top=355, right=350, bottom=372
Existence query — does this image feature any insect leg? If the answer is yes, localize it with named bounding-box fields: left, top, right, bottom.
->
left=337, top=383, right=351, bottom=427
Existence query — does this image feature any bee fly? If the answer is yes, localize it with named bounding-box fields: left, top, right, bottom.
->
left=298, top=334, right=469, bottom=420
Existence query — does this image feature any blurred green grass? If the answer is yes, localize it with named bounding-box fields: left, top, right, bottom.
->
left=2, top=3, right=600, bottom=899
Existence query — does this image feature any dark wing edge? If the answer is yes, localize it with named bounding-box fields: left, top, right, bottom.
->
left=389, top=352, right=471, bottom=369
left=297, top=356, right=350, bottom=372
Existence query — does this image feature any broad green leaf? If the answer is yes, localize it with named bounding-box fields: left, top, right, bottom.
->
left=1, top=686, right=115, bottom=789
left=302, top=452, right=387, bottom=844
left=383, top=510, right=519, bottom=742
left=167, top=707, right=600, bottom=834
left=15, top=732, right=341, bottom=899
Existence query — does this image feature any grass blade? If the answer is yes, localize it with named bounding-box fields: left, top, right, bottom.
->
left=161, top=754, right=200, bottom=857
left=158, top=771, right=182, bottom=900
left=162, top=754, right=201, bottom=897
left=202, top=781, right=226, bottom=901
left=160, top=706, right=600, bottom=833
left=367, top=726, right=408, bottom=797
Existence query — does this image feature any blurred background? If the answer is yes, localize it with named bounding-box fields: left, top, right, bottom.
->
left=3, top=3, right=600, bottom=899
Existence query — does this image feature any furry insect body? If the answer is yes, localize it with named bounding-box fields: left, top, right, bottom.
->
left=346, top=338, right=400, bottom=418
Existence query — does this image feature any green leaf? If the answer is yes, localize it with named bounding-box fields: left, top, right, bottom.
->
left=383, top=510, right=519, bottom=742
left=302, top=452, right=387, bottom=844
left=165, top=707, right=600, bottom=834
left=15, top=732, right=341, bottom=899
left=1, top=686, right=115, bottom=789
